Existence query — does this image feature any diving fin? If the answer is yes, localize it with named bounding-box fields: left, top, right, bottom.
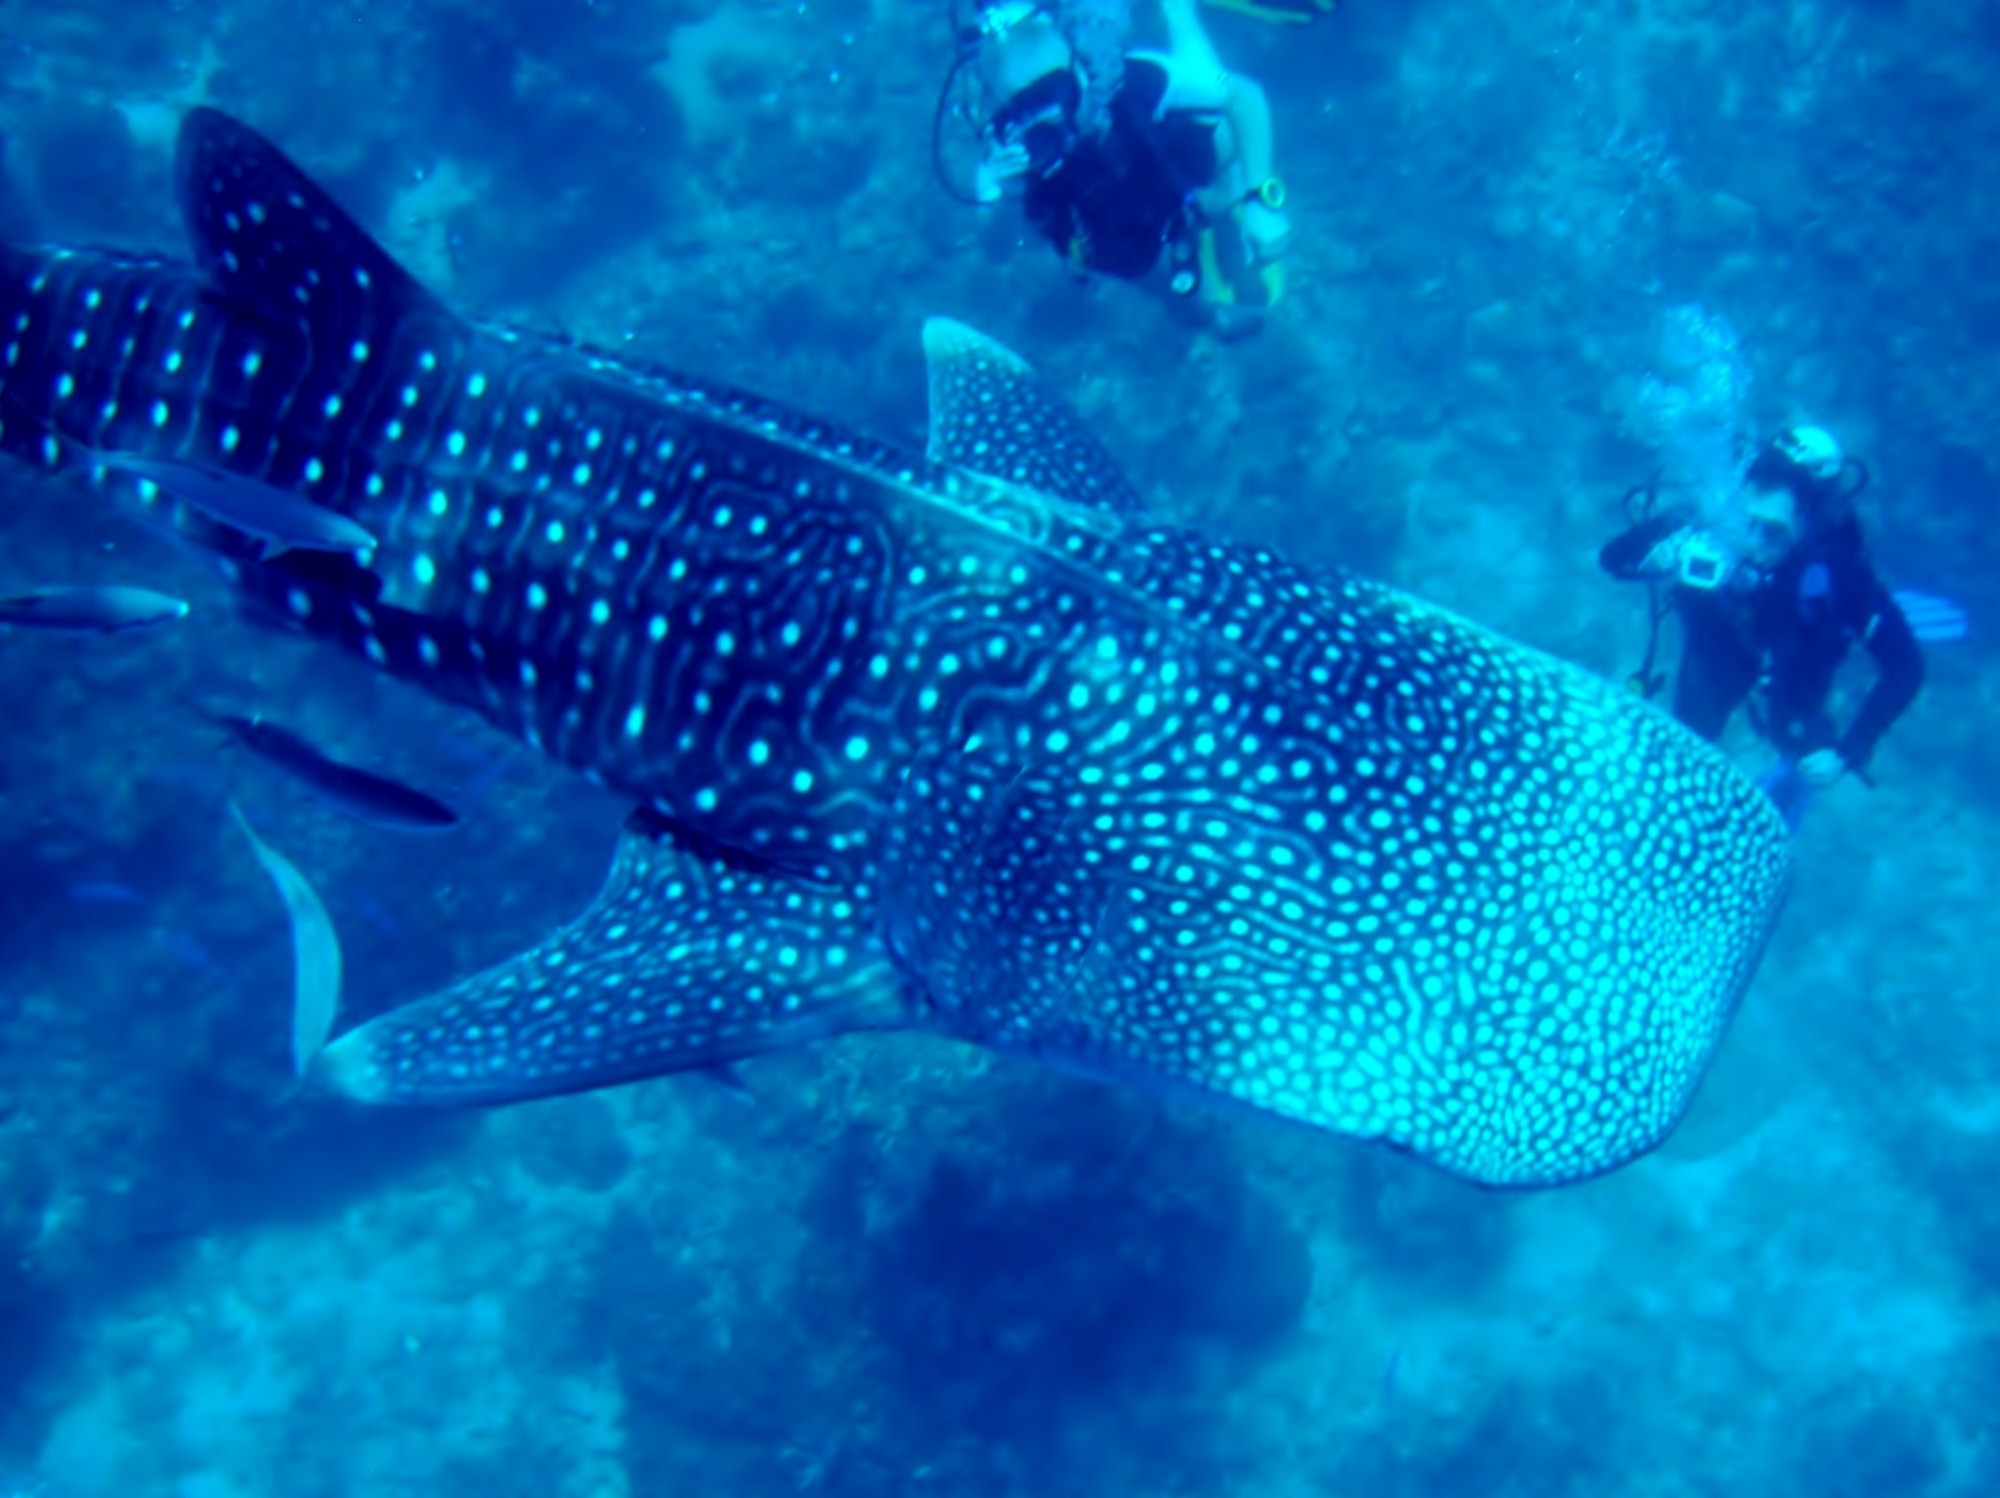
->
left=1891, top=588, right=1968, bottom=645
left=310, top=809, right=919, bottom=1106
left=1201, top=0, right=1340, bottom=25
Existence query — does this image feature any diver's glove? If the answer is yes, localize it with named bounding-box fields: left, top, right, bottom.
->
left=1797, top=748, right=1849, bottom=788
left=974, top=143, right=1032, bottom=204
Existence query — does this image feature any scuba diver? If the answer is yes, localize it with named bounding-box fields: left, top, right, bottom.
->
left=934, top=0, right=1303, bottom=336
left=1602, top=426, right=1926, bottom=809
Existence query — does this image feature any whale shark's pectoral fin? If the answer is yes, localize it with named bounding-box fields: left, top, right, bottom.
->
left=921, top=317, right=1148, bottom=518
left=308, top=810, right=918, bottom=1106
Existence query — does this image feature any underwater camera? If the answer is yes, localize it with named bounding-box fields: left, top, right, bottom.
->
left=1678, top=531, right=1734, bottom=591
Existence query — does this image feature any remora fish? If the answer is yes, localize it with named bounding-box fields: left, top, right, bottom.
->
left=0, top=110, right=1793, bottom=1187
left=0, top=584, right=188, bottom=633
left=0, top=389, right=380, bottom=556
left=208, top=710, right=461, bottom=832
left=84, top=448, right=379, bottom=556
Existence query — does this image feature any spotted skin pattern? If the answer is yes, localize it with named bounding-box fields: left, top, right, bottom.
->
left=922, top=318, right=1146, bottom=516
left=0, top=111, right=1792, bottom=1186
left=312, top=809, right=914, bottom=1104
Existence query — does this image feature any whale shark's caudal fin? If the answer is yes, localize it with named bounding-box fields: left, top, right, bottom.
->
left=0, top=110, right=461, bottom=569
left=309, top=812, right=921, bottom=1106
left=175, top=106, right=445, bottom=339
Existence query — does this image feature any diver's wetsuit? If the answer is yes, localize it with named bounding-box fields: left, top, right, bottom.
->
left=1602, top=513, right=1925, bottom=769
left=1019, top=58, right=1218, bottom=281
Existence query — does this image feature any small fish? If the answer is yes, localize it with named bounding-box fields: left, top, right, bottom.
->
left=231, top=804, right=341, bottom=1077
left=158, top=927, right=222, bottom=975
left=0, top=584, right=189, bottom=634
left=211, top=712, right=461, bottom=833
left=65, top=879, right=149, bottom=907
left=89, top=450, right=376, bottom=556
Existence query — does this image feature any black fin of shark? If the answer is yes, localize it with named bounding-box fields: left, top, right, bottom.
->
left=922, top=316, right=1148, bottom=517
left=175, top=106, right=445, bottom=338
left=308, top=810, right=921, bottom=1105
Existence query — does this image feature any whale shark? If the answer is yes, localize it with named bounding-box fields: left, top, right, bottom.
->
left=0, top=110, right=1791, bottom=1187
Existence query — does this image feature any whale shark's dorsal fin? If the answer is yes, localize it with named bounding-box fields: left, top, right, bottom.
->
left=174, top=107, right=445, bottom=336
left=922, top=317, right=1148, bottom=518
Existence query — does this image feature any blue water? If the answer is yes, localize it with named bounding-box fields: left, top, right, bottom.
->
left=1, top=1, right=1995, bottom=1493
